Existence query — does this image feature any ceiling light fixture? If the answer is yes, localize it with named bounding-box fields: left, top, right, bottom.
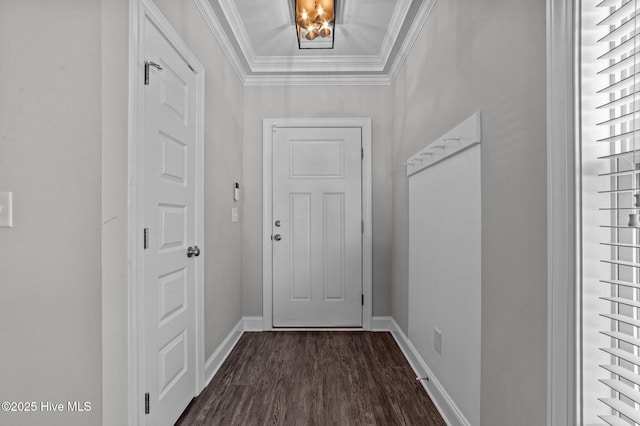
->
left=295, top=0, right=335, bottom=49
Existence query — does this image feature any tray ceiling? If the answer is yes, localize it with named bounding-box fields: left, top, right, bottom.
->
left=199, top=0, right=434, bottom=85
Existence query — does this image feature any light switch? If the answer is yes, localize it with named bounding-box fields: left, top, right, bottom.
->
left=0, top=192, right=13, bottom=228
left=231, top=207, right=238, bottom=223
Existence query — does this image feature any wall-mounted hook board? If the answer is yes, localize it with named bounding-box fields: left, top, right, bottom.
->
left=405, top=112, right=482, bottom=177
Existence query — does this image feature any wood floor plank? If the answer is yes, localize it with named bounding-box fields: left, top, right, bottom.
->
left=176, top=332, right=446, bottom=426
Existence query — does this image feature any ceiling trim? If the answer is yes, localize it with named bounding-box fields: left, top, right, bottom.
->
left=388, top=0, right=438, bottom=84
left=216, top=0, right=258, bottom=68
left=193, top=0, right=247, bottom=84
left=194, top=0, right=438, bottom=86
left=378, top=0, right=414, bottom=66
left=214, top=0, right=413, bottom=74
left=244, top=73, right=391, bottom=86
left=250, top=55, right=385, bottom=73
left=249, top=56, right=385, bottom=74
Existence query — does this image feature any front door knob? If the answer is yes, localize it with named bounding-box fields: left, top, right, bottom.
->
left=274, top=234, right=282, bottom=241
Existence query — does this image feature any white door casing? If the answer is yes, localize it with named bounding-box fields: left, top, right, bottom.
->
left=272, top=127, right=363, bottom=327
left=129, top=2, right=205, bottom=425
left=263, top=118, right=373, bottom=330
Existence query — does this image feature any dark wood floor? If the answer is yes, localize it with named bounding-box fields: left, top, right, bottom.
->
left=176, top=332, right=446, bottom=426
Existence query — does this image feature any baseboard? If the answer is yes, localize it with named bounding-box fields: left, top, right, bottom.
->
left=387, top=318, right=470, bottom=426
left=204, top=318, right=244, bottom=387
left=243, top=316, right=265, bottom=331
left=245, top=316, right=382, bottom=331
left=204, top=316, right=264, bottom=388
left=371, top=316, right=393, bottom=331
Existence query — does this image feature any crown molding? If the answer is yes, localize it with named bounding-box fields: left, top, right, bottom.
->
left=379, top=0, right=414, bottom=66
left=388, top=0, right=438, bottom=84
left=193, top=0, right=247, bottom=84
left=244, top=73, right=391, bottom=86
left=251, top=54, right=384, bottom=73
left=194, top=0, right=435, bottom=86
left=214, top=0, right=415, bottom=75
left=216, top=0, right=258, bottom=68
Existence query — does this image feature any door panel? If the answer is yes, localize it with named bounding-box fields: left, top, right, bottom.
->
left=143, top=18, right=198, bottom=426
left=291, top=140, right=344, bottom=177
left=272, top=127, right=362, bottom=327
left=290, top=193, right=312, bottom=300
left=160, top=132, right=187, bottom=184
left=323, top=193, right=345, bottom=300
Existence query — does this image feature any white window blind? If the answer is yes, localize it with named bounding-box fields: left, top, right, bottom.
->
left=597, top=0, right=640, bottom=424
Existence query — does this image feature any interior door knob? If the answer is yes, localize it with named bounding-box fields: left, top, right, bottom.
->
left=187, top=246, right=195, bottom=257
left=274, top=234, right=282, bottom=241
left=275, top=220, right=281, bottom=227
left=193, top=246, right=201, bottom=257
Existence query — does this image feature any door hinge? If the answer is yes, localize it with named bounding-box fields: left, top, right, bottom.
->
left=144, top=392, right=150, bottom=414
left=361, top=147, right=364, bottom=160
left=361, top=220, right=364, bottom=234
left=144, top=62, right=151, bottom=86
left=144, top=61, right=163, bottom=85
left=362, top=294, right=364, bottom=306
left=144, top=228, right=149, bottom=250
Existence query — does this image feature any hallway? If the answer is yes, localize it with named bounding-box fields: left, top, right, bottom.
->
left=0, top=1, right=551, bottom=425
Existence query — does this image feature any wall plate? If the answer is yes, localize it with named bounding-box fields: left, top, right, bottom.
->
left=434, top=327, right=442, bottom=355
left=0, top=192, right=13, bottom=228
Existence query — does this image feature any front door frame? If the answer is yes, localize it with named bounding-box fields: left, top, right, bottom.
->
left=128, top=1, right=206, bottom=424
left=262, top=118, right=373, bottom=331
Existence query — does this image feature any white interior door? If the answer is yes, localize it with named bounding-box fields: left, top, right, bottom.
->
left=272, top=127, right=363, bottom=327
left=143, top=19, right=199, bottom=426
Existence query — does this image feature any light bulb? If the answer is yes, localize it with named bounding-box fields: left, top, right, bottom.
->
left=301, top=10, right=307, bottom=20
left=319, top=24, right=331, bottom=37
left=317, top=5, right=323, bottom=15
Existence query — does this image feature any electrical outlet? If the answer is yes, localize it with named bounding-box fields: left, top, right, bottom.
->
left=434, top=328, right=442, bottom=355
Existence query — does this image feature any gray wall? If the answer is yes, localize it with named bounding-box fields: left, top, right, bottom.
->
left=242, top=85, right=393, bottom=318
left=391, top=0, right=547, bottom=425
left=0, top=1, right=103, bottom=425
left=101, top=0, right=130, bottom=424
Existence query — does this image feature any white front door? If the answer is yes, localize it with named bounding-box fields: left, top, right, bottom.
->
left=143, top=19, right=199, bottom=425
left=272, top=127, right=363, bottom=327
